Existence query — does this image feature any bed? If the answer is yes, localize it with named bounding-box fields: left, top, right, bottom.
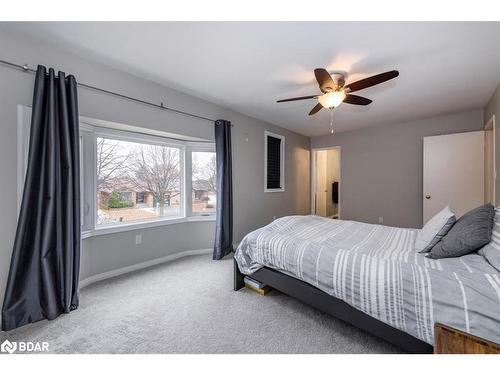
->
left=233, top=215, right=500, bottom=353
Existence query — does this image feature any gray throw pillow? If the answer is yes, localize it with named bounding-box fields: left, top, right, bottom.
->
left=427, top=203, right=494, bottom=259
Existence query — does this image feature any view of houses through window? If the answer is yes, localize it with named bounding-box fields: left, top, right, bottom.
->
left=95, top=136, right=217, bottom=226
left=96, top=137, right=182, bottom=225
left=191, top=151, right=217, bottom=215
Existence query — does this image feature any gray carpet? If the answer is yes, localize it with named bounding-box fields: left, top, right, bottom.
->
left=0, top=254, right=402, bottom=353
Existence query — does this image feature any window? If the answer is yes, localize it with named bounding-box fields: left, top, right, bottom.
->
left=18, top=106, right=216, bottom=236
left=264, top=131, right=285, bottom=192
left=136, top=192, right=145, bottom=204
left=191, top=151, right=216, bottom=216
left=96, top=137, right=181, bottom=226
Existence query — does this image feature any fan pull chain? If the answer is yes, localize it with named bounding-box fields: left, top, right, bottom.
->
left=330, top=110, right=335, bottom=134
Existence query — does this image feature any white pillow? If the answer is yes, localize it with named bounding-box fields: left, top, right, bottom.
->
left=415, top=206, right=456, bottom=253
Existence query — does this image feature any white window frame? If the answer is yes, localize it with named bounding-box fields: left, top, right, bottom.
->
left=17, top=105, right=31, bottom=215
left=264, top=130, right=285, bottom=193
left=17, top=106, right=216, bottom=239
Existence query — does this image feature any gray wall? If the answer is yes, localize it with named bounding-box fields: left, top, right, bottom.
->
left=0, top=30, right=310, bottom=310
left=311, top=110, right=484, bottom=228
left=484, top=83, right=500, bottom=204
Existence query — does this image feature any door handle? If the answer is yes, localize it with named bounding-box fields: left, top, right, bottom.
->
left=425, top=194, right=431, bottom=200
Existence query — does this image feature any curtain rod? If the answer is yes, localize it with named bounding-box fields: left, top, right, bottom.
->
left=0, top=58, right=217, bottom=124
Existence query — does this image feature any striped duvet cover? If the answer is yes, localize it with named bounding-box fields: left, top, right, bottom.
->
left=234, top=215, right=500, bottom=345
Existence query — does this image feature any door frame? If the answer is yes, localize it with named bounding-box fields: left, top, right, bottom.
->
left=485, top=115, right=496, bottom=205
left=310, top=146, right=341, bottom=218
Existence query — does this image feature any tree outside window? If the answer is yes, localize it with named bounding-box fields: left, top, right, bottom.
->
left=191, top=151, right=216, bottom=215
left=96, top=137, right=181, bottom=225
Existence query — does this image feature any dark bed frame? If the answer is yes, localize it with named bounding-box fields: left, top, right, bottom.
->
left=234, top=259, right=433, bottom=354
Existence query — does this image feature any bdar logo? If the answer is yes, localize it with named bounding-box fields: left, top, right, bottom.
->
left=1, top=339, right=17, bottom=354
left=0, top=339, right=48, bottom=353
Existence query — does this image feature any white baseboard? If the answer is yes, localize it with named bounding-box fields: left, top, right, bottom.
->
left=79, top=248, right=212, bottom=289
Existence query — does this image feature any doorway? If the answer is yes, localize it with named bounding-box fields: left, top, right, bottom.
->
left=311, top=147, right=341, bottom=218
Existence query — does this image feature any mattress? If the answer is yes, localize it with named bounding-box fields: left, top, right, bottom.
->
left=234, top=215, right=500, bottom=345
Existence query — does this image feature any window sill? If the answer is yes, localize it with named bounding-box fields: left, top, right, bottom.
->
left=265, top=188, right=285, bottom=193
left=81, top=215, right=215, bottom=238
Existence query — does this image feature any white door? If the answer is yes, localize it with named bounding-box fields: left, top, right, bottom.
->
left=315, top=150, right=327, bottom=217
left=423, top=131, right=484, bottom=224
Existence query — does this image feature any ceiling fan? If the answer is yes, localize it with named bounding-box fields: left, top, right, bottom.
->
left=277, top=69, right=399, bottom=115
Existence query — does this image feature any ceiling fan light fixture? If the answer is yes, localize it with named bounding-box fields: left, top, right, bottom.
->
left=318, top=90, right=346, bottom=109
left=277, top=68, right=399, bottom=117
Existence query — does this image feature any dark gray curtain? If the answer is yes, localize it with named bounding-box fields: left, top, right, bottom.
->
left=2, top=65, right=81, bottom=331
left=213, top=120, right=233, bottom=260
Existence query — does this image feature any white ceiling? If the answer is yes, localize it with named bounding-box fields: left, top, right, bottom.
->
left=4, top=22, right=500, bottom=136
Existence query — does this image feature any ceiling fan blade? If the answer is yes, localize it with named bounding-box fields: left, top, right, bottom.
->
left=308, top=103, right=323, bottom=116
left=277, top=95, right=317, bottom=103
left=343, top=94, right=372, bottom=106
left=314, top=68, right=336, bottom=93
left=344, top=70, right=399, bottom=93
